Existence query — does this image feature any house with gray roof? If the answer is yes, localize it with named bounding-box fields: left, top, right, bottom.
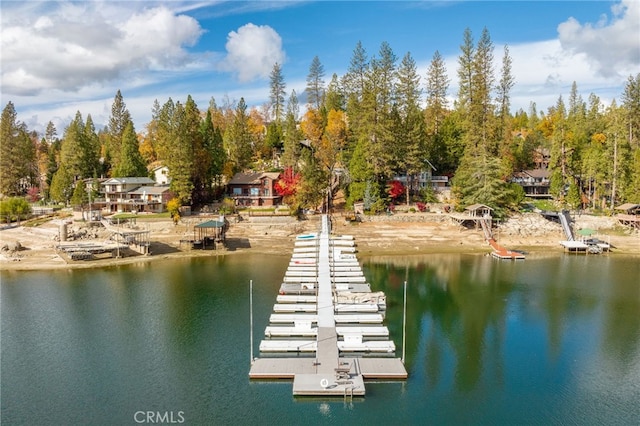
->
left=101, top=177, right=170, bottom=213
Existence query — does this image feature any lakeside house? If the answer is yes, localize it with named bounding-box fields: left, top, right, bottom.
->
left=511, top=169, right=551, bottom=198
left=101, top=177, right=171, bottom=213
left=151, top=165, right=171, bottom=185
left=227, top=172, right=282, bottom=207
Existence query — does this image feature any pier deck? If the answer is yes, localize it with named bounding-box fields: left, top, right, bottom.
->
left=249, top=214, right=407, bottom=396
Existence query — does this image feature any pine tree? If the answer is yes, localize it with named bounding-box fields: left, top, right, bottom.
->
left=325, top=74, right=345, bottom=112
left=453, top=28, right=507, bottom=210
left=269, top=63, right=286, bottom=123
left=201, top=109, right=225, bottom=190
left=425, top=50, right=449, bottom=136
left=282, top=90, right=302, bottom=169
left=107, top=90, right=132, bottom=174
left=346, top=138, right=375, bottom=206
left=496, top=45, right=516, bottom=177
left=113, top=122, right=146, bottom=177
left=395, top=51, right=426, bottom=203
left=184, top=95, right=206, bottom=205
left=548, top=96, right=570, bottom=202
left=70, top=180, right=88, bottom=207
left=621, top=73, right=640, bottom=148
left=342, top=41, right=369, bottom=99
left=45, top=121, right=57, bottom=144
left=84, top=115, right=100, bottom=177
left=49, top=163, right=73, bottom=204
left=343, top=41, right=369, bottom=155
left=223, top=98, right=253, bottom=173
left=306, top=56, right=326, bottom=111
left=456, top=28, right=475, bottom=114
left=60, top=112, right=85, bottom=180
left=0, top=102, right=34, bottom=196
left=470, top=27, right=496, bottom=154
left=496, top=45, right=514, bottom=144
left=168, top=102, right=195, bottom=204
left=364, top=41, right=397, bottom=182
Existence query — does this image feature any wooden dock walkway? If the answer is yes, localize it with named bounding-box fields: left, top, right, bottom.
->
left=249, top=214, right=407, bottom=397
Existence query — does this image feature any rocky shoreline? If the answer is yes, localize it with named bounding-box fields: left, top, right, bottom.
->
left=1, top=212, right=638, bottom=271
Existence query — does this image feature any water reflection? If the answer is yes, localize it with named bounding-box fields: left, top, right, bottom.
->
left=2, top=254, right=639, bottom=424
left=363, top=254, right=640, bottom=394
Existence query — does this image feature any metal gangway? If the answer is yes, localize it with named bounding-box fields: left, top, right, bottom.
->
left=559, top=211, right=574, bottom=241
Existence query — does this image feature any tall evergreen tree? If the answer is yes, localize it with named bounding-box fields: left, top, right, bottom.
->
left=107, top=90, right=132, bottom=174
left=223, top=97, right=253, bottom=173
left=70, top=179, right=88, bottom=208
left=456, top=28, right=475, bottom=114
left=201, top=109, right=226, bottom=191
left=342, top=41, right=369, bottom=99
left=282, top=90, right=303, bottom=169
left=113, top=122, right=147, bottom=177
left=60, top=112, right=88, bottom=180
left=496, top=45, right=516, bottom=176
left=269, top=63, right=286, bottom=123
left=45, top=121, right=57, bottom=144
left=395, top=51, right=426, bottom=202
left=548, top=96, right=570, bottom=202
left=49, top=163, right=73, bottom=204
left=84, top=115, right=100, bottom=177
left=604, top=101, right=631, bottom=209
left=184, top=95, right=206, bottom=205
left=306, top=56, right=326, bottom=111
left=621, top=73, right=640, bottom=148
left=496, top=45, right=514, bottom=142
left=0, top=102, right=34, bottom=196
left=168, top=101, right=195, bottom=204
left=453, top=28, right=506, bottom=210
left=470, top=27, right=496, bottom=154
left=425, top=50, right=449, bottom=136
left=325, top=74, right=345, bottom=112
left=364, top=41, right=397, bottom=182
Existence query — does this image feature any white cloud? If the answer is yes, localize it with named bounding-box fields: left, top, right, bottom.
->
left=0, top=2, right=204, bottom=96
left=557, top=0, right=639, bottom=78
left=219, top=23, right=286, bottom=82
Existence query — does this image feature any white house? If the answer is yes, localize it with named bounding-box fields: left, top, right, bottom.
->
left=101, top=177, right=169, bottom=213
left=151, top=165, right=171, bottom=185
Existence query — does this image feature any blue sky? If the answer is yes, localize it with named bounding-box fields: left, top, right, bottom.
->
left=1, top=1, right=638, bottom=135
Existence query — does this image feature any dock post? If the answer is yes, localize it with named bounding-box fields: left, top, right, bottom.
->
left=402, top=280, right=407, bottom=364
left=250, top=279, right=254, bottom=365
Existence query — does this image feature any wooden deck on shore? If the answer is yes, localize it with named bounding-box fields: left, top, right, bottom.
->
left=248, top=214, right=407, bottom=397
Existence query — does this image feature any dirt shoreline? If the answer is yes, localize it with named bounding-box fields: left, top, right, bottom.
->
left=1, top=213, right=638, bottom=271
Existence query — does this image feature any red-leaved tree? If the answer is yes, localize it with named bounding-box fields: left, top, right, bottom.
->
left=27, top=187, right=40, bottom=203
left=387, top=180, right=405, bottom=202
left=275, top=167, right=300, bottom=199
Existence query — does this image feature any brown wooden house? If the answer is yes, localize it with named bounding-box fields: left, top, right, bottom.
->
left=227, top=172, right=282, bottom=206
left=511, top=169, right=551, bottom=198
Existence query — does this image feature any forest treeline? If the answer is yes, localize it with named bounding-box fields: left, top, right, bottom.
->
left=1, top=28, right=639, bottom=216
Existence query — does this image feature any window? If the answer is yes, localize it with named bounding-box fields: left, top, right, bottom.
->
left=250, top=187, right=260, bottom=196
left=233, top=187, right=242, bottom=195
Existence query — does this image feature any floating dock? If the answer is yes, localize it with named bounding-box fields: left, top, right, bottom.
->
left=249, top=215, right=407, bottom=397
left=480, top=218, right=525, bottom=260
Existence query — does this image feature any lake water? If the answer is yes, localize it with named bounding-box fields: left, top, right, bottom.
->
left=2, top=253, right=639, bottom=425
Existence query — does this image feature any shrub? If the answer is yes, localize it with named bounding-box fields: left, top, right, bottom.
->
left=416, top=202, right=428, bottom=212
